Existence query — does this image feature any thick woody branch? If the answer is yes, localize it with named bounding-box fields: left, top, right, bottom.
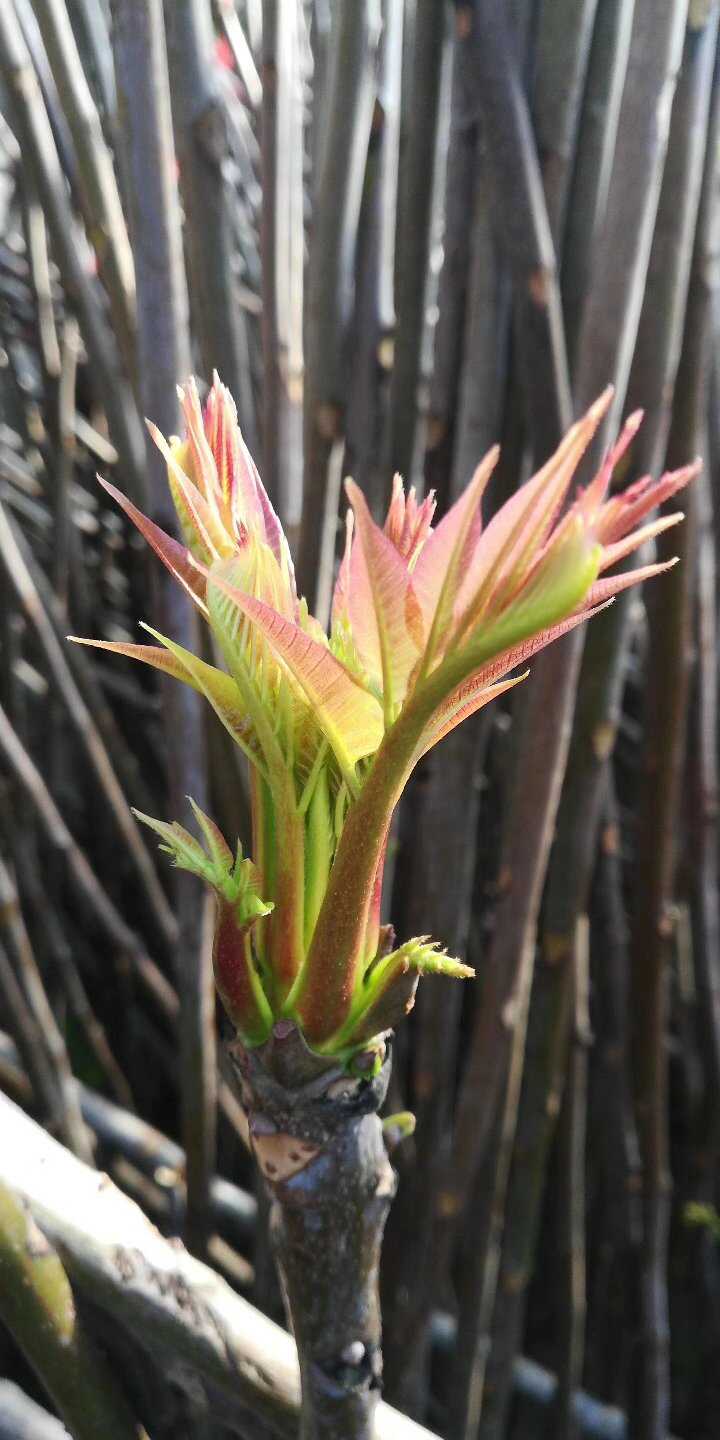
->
left=0, top=1181, right=145, bottom=1440
left=0, top=1090, right=439, bottom=1440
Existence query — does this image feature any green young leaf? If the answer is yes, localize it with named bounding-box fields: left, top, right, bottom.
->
left=133, top=803, right=272, bottom=925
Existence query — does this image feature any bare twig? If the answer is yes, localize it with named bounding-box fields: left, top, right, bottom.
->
left=0, top=855, right=92, bottom=1160
left=478, top=14, right=719, bottom=1410
left=424, top=5, right=479, bottom=499
left=445, top=0, right=690, bottom=1232
left=562, top=0, right=636, bottom=368
left=164, top=0, right=257, bottom=448
left=51, top=315, right=79, bottom=613
left=470, top=0, right=573, bottom=457
left=533, top=0, right=598, bottom=248
left=30, top=0, right=138, bottom=377
left=111, top=0, right=215, bottom=1259
left=0, top=0, right=146, bottom=498
left=298, top=0, right=382, bottom=605
left=259, top=0, right=304, bottom=530
left=384, top=0, right=446, bottom=484
left=0, top=492, right=178, bottom=949
left=0, top=699, right=176, bottom=1022
left=554, top=917, right=591, bottom=1440
left=343, top=0, right=404, bottom=515
left=20, top=169, right=60, bottom=382
left=216, top=0, right=262, bottom=111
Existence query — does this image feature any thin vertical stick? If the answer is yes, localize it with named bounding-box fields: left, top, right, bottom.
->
left=260, top=0, right=304, bottom=532
left=425, top=5, right=481, bottom=501
left=690, top=459, right=720, bottom=1140
left=216, top=0, right=262, bottom=112
left=345, top=0, right=404, bottom=514
left=585, top=784, right=641, bottom=1401
left=562, top=0, right=635, bottom=369
left=470, top=0, right=573, bottom=456
left=382, top=20, right=510, bottom=1391
left=533, top=0, right=599, bottom=248
left=554, top=917, right=591, bottom=1440
left=384, top=0, right=447, bottom=484
left=164, top=0, right=257, bottom=450
left=111, top=0, right=214, bottom=1257
left=20, top=170, right=61, bottom=384
left=52, top=315, right=79, bottom=615
left=298, top=1, right=382, bottom=605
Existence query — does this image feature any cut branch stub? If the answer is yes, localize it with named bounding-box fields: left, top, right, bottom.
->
left=227, top=1024, right=396, bottom=1440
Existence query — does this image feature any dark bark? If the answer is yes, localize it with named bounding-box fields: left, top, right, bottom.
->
left=345, top=0, right=404, bottom=516
left=585, top=786, right=641, bottom=1404
left=31, top=0, right=137, bottom=381
left=384, top=0, right=446, bottom=484
left=0, top=0, right=146, bottom=499
left=424, top=5, right=481, bottom=503
left=562, top=0, right=635, bottom=370
left=533, top=0, right=598, bottom=249
left=382, top=713, right=492, bottom=1414
left=470, top=0, right=573, bottom=457
left=630, top=29, right=720, bottom=1433
left=298, top=1, right=381, bottom=606
left=164, top=0, right=257, bottom=452
left=111, top=0, right=215, bottom=1259
left=259, top=0, right=304, bottom=533
left=228, top=1024, right=396, bottom=1440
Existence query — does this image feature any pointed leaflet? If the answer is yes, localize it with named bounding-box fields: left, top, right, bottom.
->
left=577, top=408, right=644, bottom=516
left=445, top=598, right=616, bottom=699
left=207, top=569, right=384, bottom=782
left=383, top=474, right=435, bottom=560
left=418, top=672, right=529, bottom=756
left=411, top=447, right=498, bottom=669
left=593, top=460, right=700, bottom=543
left=70, top=631, right=258, bottom=762
left=147, top=423, right=230, bottom=561
left=586, top=558, right=678, bottom=607
left=187, top=796, right=234, bottom=871
left=596, top=511, right=683, bottom=572
left=137, top=625, right=266, bottom=773
left=345, top=479, right=426, bottom=717
left=69, top=636, right=210, bottom=690
left=154, top=435, right=208, bottom=555
left=178, top=377, right=220, bottom=501
left=457, top=516, right=602, bottom=683
left=97, top=476, right=208, bottom=612
left=132, top=812, right=210, bottom=875
left=453, top=388, right=613, bottom=634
